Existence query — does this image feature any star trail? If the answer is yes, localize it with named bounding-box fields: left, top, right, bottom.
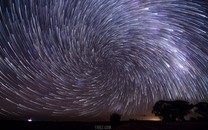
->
left=0, top=0, right=208, bottom=121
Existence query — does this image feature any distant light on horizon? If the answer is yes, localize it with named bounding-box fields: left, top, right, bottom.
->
left=141, top=116, right=161, bottom=121
left=28, top=118, right=32, bottom=122
left=148, top=117, right=161, bottom=121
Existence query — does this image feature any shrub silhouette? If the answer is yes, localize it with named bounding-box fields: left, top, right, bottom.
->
left=110, top=113, right=121, bottom=125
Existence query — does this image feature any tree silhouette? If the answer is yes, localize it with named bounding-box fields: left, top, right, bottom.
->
left=195, top=102, right=208, bottom=121
left=110, top=113, right=121, bottom=125
left=152, top=100, right=193, bottom=121
left=152, top=100, right=173, bottom=121
left=172, top=100, right=193, bottom=121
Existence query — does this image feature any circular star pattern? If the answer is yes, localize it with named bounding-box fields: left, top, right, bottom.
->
left=0, top=0, right=208, bottom=121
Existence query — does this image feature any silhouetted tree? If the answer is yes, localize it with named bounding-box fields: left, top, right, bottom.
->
left=152, top=100, right=173, bottom=121
left=152, top=100, right=193, bottom=121
left=195, top=102, right=208, bottom=121
left=171, top=100, right=193, bottom=121
left=110, top=113, right=121, bottom=125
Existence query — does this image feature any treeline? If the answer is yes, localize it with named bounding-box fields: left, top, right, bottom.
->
left=152, top=100, right=208, bottom=121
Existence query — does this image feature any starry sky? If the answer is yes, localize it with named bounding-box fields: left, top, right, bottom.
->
left=0, top=0, right=208, bottom=121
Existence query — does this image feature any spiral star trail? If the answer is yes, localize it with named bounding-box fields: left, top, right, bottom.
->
left=0, top=0, right=208, bottom=121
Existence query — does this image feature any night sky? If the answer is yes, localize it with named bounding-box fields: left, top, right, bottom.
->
left=0, top=0, right=208, bottom=121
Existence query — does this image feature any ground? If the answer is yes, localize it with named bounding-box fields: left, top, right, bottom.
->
left=0, top=120, right=208, bottom=130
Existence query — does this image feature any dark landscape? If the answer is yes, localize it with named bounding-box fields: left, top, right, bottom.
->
left=1, top=120, right=208, bottom=130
